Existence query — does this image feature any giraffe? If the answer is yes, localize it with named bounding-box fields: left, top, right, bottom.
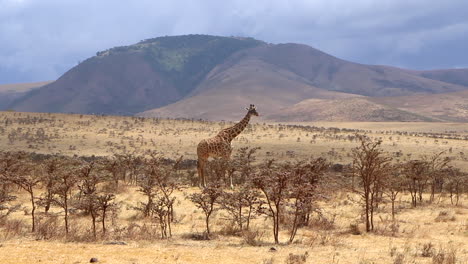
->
left=197, top=104, right=259, bottom=188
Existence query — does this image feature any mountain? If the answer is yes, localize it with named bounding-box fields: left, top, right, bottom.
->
left=371, top=90, right=468, bottom=122
left=0, top=81, right=51, bottom=110
left=265, top=97, right=435, bottom=122
left=417, top=69, right=468, bottom=87
left=8, top=34, right=468, bottom=121
left=10, top=35, right=263, bottom=114
left=138, top=42, right=468, bottom=121
left=138, top=56, right=361, bottom=120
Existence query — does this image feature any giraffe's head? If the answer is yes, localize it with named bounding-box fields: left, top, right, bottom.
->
left=245, top=104, right=259, bottom=117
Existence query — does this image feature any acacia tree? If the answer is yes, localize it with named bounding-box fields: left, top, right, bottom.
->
left=0, top=152, right=40, bottom=232
left=96, top=193, right=116, bottom=236
left=75, top=160, right=102, bottom=238
left=287, top=158, right=328, bottom=243
left=103, top=154, right=125, bottom=189
left=39, top=157, right=63, bottom=214
left=231, top=147, right=260, bottom=185
left=144, top=157, right=179, bottom=237
left=402, top=160, right=429, bottom=207
left=219, top=183, right=261, bottom=232
left=382, top=164, right=405, bottom=221
left=137, top=166, right=159, bottom=217
left=352, top=136, right=391, bottom=232
left=0, top=186, right=17, bottom=220
left=253, top=160, right=289, bottom=244
left=444, top=167, right=467, bottom=206
left=188, top=183, right=223, bottom=238
left=52, top=158, right=79, bottom=235
left=423, top=152, right=450, bottom=203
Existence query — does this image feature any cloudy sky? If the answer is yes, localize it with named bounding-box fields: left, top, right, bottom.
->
left=1, top=0, right=468, bottom=84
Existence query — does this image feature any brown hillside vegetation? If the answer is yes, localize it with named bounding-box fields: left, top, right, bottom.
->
left=243, top=44, right=466, bottom=96
left=371, top=90, right=468, bottom=122
left=265, top=97, right=434, bottom=122
left=0, top=81, right=52, bottom=109
left=0, top=112, right=467, bottom=264
left=9, top=53, right=182, bottom=115
left=418, top=68, right=468, bottom=87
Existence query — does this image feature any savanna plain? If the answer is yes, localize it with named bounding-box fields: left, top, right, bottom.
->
left=0, top=111, right=467, bottom=264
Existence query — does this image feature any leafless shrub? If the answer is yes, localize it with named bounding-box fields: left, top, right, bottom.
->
left=253, top=160, right=289, bottom=244
left=443, top=167, right=467, bottom=206
left=307, top=211, right=336, bottom=231
left=0, top=151, right=40, bottom=232
left=435, top=211, right=456, bottom=222
left=284, top=252, right=308, bottom=264
left=241, top=228, right=265, bottom=246
left=34, top=215, right=62, bottom=240
left=403, top=160, right=429, bottom=207
left=218, top=184, right=261, bottom=232
left=348, top=223, right=362, bottom=235
left=383, top=165, right=405, bottom=221
left=351, top=136, right=391, bottom=232
left=51, top=157, right=80, bottom=235
left=112, top=222, right=160, bottom=241
left=432, top=247, right=457, bottom=264
left=0, top=218, right=28, bottom=239
left=187, top=183, right=223, bottom=238
left=0, top=187, right=18, bottom=220
left=421, top=242, right=435, bottom=257
left=393, top=253, right=405, bottom=264
left=75, top=160, right=103, bottom=239
left=306, top=231, right=342, bottom=247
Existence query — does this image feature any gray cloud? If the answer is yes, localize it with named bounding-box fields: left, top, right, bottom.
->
left=1, top=0, right=468, bottom=83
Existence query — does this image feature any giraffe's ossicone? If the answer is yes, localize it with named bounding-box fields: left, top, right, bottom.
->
left=197, top=104, right=259, bottom=187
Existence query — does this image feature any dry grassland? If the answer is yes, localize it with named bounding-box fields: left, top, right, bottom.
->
left=0, top=111, right=467, bottom=264
left=1, top=111, right=468, bottom=168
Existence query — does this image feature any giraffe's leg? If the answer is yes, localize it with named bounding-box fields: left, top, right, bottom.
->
left=222, top=151, right=233, bottom=189
left=197, top=158, right=207, bottom=188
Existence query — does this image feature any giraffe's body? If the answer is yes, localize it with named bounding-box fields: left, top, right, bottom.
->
left=197, top=105, right=259, bottom=187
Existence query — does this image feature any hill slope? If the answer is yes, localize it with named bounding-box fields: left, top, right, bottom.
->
left=371, top=90, right=468, bottom=122
left=138, top=57, right=361, bottom=120
left=9, top=34, right=468, bottom=121
left=266, top=97, right=435, bottom=122
left=10, top=35, right=263, bottom=114
left=0, top=81, right=51, bottom=110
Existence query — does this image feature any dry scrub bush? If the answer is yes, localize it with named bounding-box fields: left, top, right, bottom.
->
left=351, top=136, right=391, bottom=232
left=218, top=184, right=261, bottom=232
left=253, top=158, right=328, bottom=244
left=284, top=252, right=308, bottom=264
left=432, top=247, right=457, bottom=264
left=421, top=242, right=436, bottom=257
left=188, top=183, right=223, bottom=239
left=34, top=215, right=62, bottom=240
left=0, top=218, right=28, bottom=240
left=392, top=253, right=406, bottom=264
left=435, top=211, right=456, bottom=222
left=0, top=187, right=17, bottom=220
left=112, top=222, right=161, bottom=242
left=241, top=228, right=266, bottom=246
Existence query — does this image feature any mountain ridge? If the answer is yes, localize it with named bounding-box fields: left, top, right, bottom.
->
left=7, top=34, right=468, bottom=122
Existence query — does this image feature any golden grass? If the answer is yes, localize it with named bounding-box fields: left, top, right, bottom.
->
left=1, top=111, right=468, bottom=263
left=1, top=111, right=468, bottom=170
left=0, top=188, right=467, bottom=264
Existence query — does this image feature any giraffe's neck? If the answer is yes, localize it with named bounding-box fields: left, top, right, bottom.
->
left=220, top=113, right=251, bottom=142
